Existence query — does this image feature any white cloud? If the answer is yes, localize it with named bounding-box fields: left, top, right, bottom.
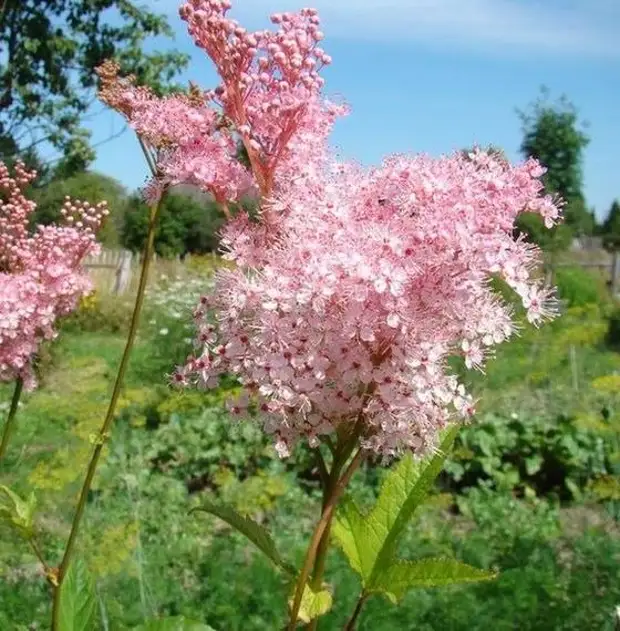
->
left=165, top=0, right=620, bottom=58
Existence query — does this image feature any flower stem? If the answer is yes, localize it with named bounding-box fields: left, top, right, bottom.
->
left=0, top=377, right=24, bottom=463
left=287, top=448, right=364, bottom=630
left=303, top=440, right=359, bottom=631
left=29, top=537, right=50, bottom=574
left=343, top=592, right=369, bottom=631
left=50, top=188, right=166, bottom=629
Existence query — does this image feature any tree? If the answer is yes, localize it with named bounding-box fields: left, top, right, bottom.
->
left=0, top=0, right=189, bottom=174
left=602, top=200, right=620, bottom=252
left=516, top=88, right=592, bottom=251
left=460, top=144, right=508, bottom=163
left=30, top=171, right=128, bottom=246
left=120, top=191, right=226, bottom=258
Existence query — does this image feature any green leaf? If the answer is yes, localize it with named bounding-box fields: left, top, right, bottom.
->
left=525, top=454, right=544, bottom=476
left=0, top=485, right=36, bottom=539
left=191, top=500, right=295, bottom=575
left=133, top=616, right=216, bottom=630
left=565, top=478, right=582, bottom=500
left=333, top=425, right=460, bottom=589
left=373, top=558, right=498, bottom=603
left=57, top=559, right=97, bottom=631
left=289, top=583, right=333, bottom=624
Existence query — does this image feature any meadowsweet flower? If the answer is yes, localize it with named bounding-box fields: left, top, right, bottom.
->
left=0, top=162, right=106, bottom=387
left=97, top=60, right=252, bottom=204
left=97, top=1, right=346, bottom=202
left=179, top=1, right=341, bottom=194
left=180, top=148, right=561, bottom=458
left=96, top=1, right=561, bottom=459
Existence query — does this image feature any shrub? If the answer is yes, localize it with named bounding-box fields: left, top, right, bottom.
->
left=554, top=265, right=608, bottom=308
left=143, top=408, right=273, bottom=491
left=61, top=291, right=135, bottom=334
left=443, top=411, right=611, bottom=499
left=120, top=191, right=225, bottom=257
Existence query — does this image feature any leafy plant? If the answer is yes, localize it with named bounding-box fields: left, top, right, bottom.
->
left=132, top=618, right=216, bottom=631
left=144, top=409, right=271, bottom=490
left=332, top=428, right=495, bottom=623
left=56, top=559, right=97, bottom=631
left=444, top=411, right=610, bottom=498
left=554, top=266, right=608, bottom=308
left=192, top=500, right=295, bottom=575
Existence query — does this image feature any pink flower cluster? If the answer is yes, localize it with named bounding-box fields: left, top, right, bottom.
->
left=97, top=1, right=345, bottom=203
left=0, top=162, right=107, bottom=388
left=177, top=148, right=561, bottom=457
left=180, top=1, right=339, bottom=194
left=97, top=0, right=562, bottom=457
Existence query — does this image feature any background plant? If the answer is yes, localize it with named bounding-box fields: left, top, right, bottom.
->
left=0, top=0, right=188, bottom=173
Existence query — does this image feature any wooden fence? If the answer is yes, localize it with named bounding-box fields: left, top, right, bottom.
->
left=84, top=248, right=620, bottom=297
left=83, top=249, right=134, bottom=295
left=556, top=250, right=620, bottom=295
left=83, top=249, right=220, bottom=295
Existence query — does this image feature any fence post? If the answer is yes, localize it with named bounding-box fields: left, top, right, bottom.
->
left=611, top=251, right=620, bottom=297
left=113, top=250, right=133, bottom=295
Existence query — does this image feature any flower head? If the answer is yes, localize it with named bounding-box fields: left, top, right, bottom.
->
left=180, top=148, right=562, bottom=458
left=97, top=1, right=346, bottom=203
left=0, top=162, right=107, bottom=387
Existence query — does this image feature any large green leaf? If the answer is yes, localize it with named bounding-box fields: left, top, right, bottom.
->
left=289, top=583, right=333, bottom=624
left=192, top=500, right=294, bottom=575
left=133, top=616, right=216, bottom=630
left=373, top=558, right=497, bottom=603
left=332, top=425, right=460, bottom=588
left=57, top=559, right=97, bottom=631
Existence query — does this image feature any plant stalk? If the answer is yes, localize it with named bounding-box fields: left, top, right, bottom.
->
left=29, top=537, right=50, bottom=573
left=343, top=592, right=369, bottom=631
left=303, top=440, right=359, bottom=631
left=50, top=187, right=166, bottom=629
left=288, top=449, right=364, bottom=630
left=0, top=377, right=24, bottom=463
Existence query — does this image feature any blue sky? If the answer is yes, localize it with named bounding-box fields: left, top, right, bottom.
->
left=88, top=0, right=620, bottom=219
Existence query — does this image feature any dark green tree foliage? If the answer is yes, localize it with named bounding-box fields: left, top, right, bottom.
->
left=0, top=0, right=188, bottom=174
left=121, top=192, right=226, bottom=258
left=516, top=89, right=592, bottom=251
left=30, top=171, right=128, bottom=246
left=601, top=200, right=620, bottom=252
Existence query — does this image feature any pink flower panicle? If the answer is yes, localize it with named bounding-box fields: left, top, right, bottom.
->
left=0, top=161, right=37, bottom=272
left=179, top=148, right=561, bottom=458
left=0, top=162, right=107, bottom=388
left=97, top=1, right=345, bottom=202
left=94, top=2, right=562, bottom=459
left=179, top=1, right=337, bottom=192
left=97, top=59, right=253, bottom=204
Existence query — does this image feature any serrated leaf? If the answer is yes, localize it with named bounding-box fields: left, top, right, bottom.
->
left=133, top=616, right=216, bottom=630
left=57, top=559, right=97, bottom=631
left=0, top=485, right=36, bottom=539
left=192, top=500, right=294, bottom=575
left=332, top=426, right=459, bottom=588
left=289, top=583, right=333, bottom=623
left=373, top=558, right=497, bottom=603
